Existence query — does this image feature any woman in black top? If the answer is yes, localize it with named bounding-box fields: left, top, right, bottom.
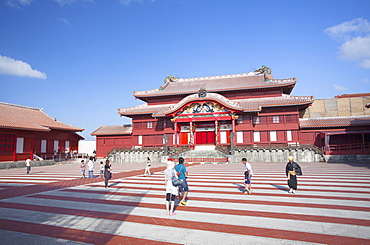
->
left=104, top=160, right=112, bottom=188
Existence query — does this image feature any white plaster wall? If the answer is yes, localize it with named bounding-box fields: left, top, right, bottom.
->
left=78, top=140, right=96, bottom=155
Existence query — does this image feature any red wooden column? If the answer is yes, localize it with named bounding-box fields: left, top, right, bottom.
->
left=12, top=134, right=17, bottom=161
left=174, top=121, right=178, bottom=147
left=30, top=138, right=35, bottom=160
left=231, top=115, right=238, bottom=146
left=325, top=134, right=330, bottom=154
left=189, top=121, right=193, bottom=147
left=215, top=120, right=219, bottom=146
left=192, top=122, right=197, bottom=147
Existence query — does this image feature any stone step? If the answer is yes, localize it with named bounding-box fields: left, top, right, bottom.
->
left=194, top=145, right=216, bottom=151
left=174, top=148, right=228, bottom=159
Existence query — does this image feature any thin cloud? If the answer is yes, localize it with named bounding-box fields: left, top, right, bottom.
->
left=360, top=59, right=370, bottom=69
left=325, top=18, right=370, bottom=42
left=6, top=0, right=93, bottom=7
left=325, top=18, right=370, bottom=69
left=58, top=18, right=70, bottom=25
left=0, top=55, right=47, bottom=79
left=53, top=0, right=94, bottom=6
left=54, top=0, right=76, bottom=6
left=119, top=0, right=155, bottom=5
left=332, top=84, right=348, bottom=91
left=338, top=36, right=370, bottom=61
left=6, top=0, right=32, bottom=8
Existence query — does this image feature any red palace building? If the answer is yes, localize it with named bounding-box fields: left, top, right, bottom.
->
left=92, top=67, right=370, bottom=160
left=0, top=102, right=84, bottom=162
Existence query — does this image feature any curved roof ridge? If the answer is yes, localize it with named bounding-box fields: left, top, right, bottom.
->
left=133, top=72, right=258, bottom=96
left=179, top=72, right=258, bottom=82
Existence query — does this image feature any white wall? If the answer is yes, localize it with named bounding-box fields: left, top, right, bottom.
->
left=78, top=140, right=96, bottom=155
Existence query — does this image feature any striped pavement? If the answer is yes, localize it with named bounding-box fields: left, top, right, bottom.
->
left=0, top=161, right=369, bottom=244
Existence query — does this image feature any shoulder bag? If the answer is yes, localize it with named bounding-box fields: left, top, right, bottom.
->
left=171, top=169, right=181, bottom=186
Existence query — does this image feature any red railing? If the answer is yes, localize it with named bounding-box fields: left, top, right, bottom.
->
left=37, top=153, right=77, bottom=161
left=327, top=142, right=370, bottom=155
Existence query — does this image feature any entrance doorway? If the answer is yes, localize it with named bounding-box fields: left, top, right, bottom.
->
left=195, top=131, right=215, bottom=144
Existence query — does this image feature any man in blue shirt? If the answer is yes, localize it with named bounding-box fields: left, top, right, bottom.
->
left=175, top=157, right=189, bottom=205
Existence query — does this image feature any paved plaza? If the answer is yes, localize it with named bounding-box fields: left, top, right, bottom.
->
left=0, top=160, right=369, bottom=244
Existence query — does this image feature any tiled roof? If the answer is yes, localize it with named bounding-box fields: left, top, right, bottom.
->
left=0, top=102, right=84, bottom=132
left=300, top=116, right=370, bottom=128
left=91, top=125, right=132, bottom=136
left=118, top=103, right=176, bottom=117
left=133, top=72, right=296, bottom=98
left=335, top=93, right=370, bottom=98
left=238, top=94, right=313, bottom=111
left=118, top=94, right=313, bottom=117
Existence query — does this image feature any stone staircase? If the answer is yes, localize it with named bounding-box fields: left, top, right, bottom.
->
left=169, top=145, right=229, bottom=164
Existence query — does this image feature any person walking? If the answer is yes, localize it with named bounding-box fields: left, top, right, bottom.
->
left=143, top=157, right=151, bottom=176
left=25, top=157, right=31, bottom=174
left=164, top=161, right=178, bottom=216
left=175, top=157, right=189, bottom=206
left=92, top=150, right=96, bottom=162
left=87, top=157, right=94, bottom=178
left=80, top=160, right=86, bottom=178
left=285, top=156, right=302, bottom=194
left=242, top=158, right=253, bottom=194
left=104, top=160, right=112, bottom=188
left=99, top=161, right=104, bottom=178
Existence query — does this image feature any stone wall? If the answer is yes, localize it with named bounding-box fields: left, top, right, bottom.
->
left=325, top=155, right=370, bottom=163
left=109, top=148, right=324, bottom=163
left=230, top=148, right=323, bottom=163
left=108, top=149, right=370, bottom=163
left=108, top=150, right=165, bottom=164
left=0, top=159, right=78, bottom=170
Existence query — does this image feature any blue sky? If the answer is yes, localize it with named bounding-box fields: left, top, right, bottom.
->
left=1, top=0, right=369, bottom=141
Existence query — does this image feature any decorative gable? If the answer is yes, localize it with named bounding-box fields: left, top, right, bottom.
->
left=178, top=102, right=230, bottom=115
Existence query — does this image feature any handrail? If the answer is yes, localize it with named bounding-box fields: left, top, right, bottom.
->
left=234, top=143, right=325, bottom=154
left=328, top=142, right=370, bottom=151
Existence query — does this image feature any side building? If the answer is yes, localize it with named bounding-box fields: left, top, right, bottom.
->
left=300, top=93, right=370, bottom=156
left=91, top=125, right=132, bottom=158
left=0, top=102, right=84, bottom=162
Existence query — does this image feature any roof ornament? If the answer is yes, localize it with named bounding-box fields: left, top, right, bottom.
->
left=254, top=65, right=273, bottom=82
left=198, top=87, right=207, bottom=98
left=254, top=65, right=272, bottom=75
left=164, top=75, right=179, bottom=83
